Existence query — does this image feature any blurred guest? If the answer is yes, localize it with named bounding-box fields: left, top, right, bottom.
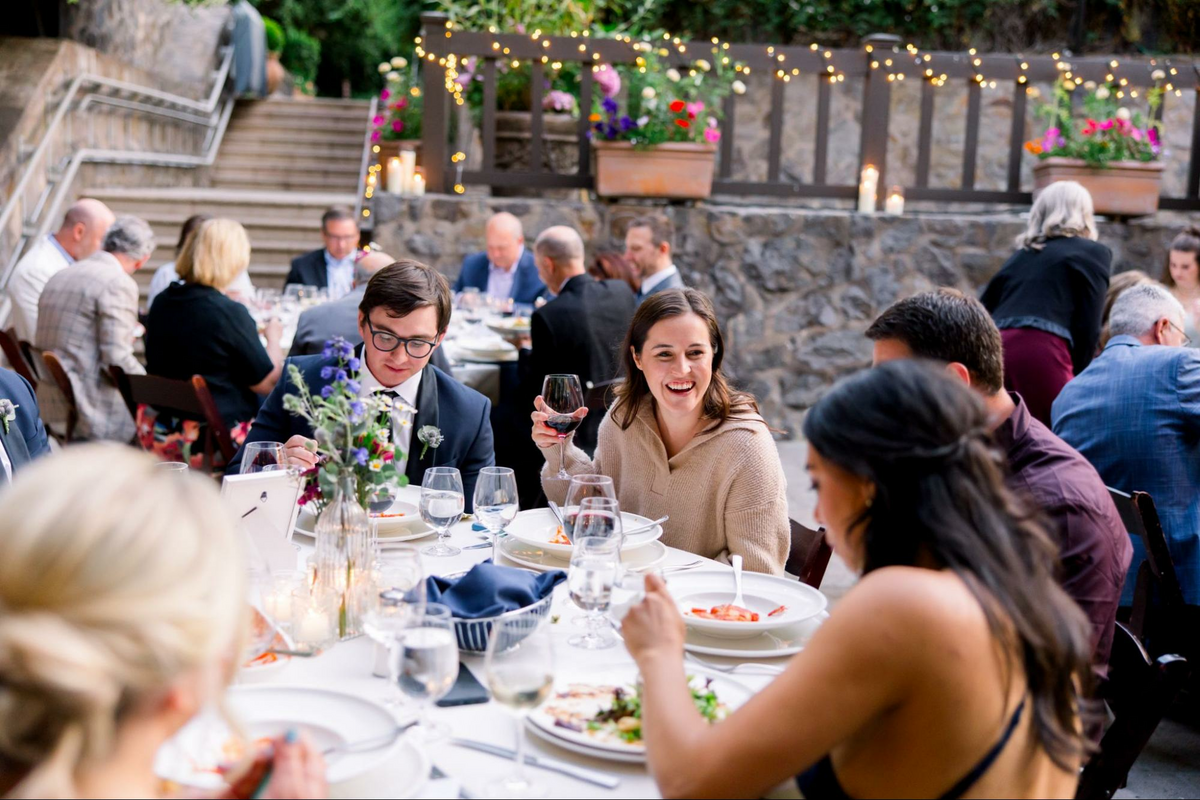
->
left=145, top=214, right=257, bottom=309
left=622, top=361, right=1093, bottom=799
left=147, top=219, right=282, bottom=429
left=624, top=213, right=684, bottom=303
left=533, top=288, right=789, bottom=574
left=290, top=249, right=394, bottom=356
left=981, top=181, right=1111, bottom=425
left=867, top=289, right=1131, bottom=670
left=36, top=216, right=152, bottom=442
left=6, top=198, right=115, bottom=341
left=1053, top=283, right=1200, bottom=606
left=1161, top=225, right=1200, bottom=346
left=453, top=212, right=545, bottom=305
left=285, top=206, right=360, bottom=299
left=0, top=366, right=51, bottom=483
left=589, top=250, right=641, bottom=295
left=1098, top=270, right=1152, bottom=350
left=0, top=444, right=327, bottom=798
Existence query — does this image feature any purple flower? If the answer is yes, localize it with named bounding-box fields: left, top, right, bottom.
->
left=619, top=115, right=636, bottom=131
left=353, top=447, right=369, bottom=466
left=320, top=365, right=335, bottom=380
left=335, top=369, right=348, bottom=383
left=322, top=343, right=335, bottom=359
left=601, top=97, right=619, bottom=115
left=320, top=385, right=335, bottom=399
left=594, top=64, right=621, bottom=98
left=347, top=357, right=361, bottom=371
left=346, top=379, right=361, bottom=395
left=1041, top=126, right=1064, bottom=153
left=349, top=400, right=366, bottom=421
left=604, top=123, right=618, bottom=139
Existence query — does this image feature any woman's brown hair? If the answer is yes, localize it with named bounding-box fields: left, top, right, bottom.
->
left=589, top=251, right=641, bottom=294
left=1161, top=225, right=1200, bottom=288
left=611, top=288, right=758, bottom=430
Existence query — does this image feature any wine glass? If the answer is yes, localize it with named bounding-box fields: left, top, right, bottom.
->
left=541, top=374, right=585, bottom=480
left=364, top=552, right=425, bottom=709
left=564, top=475, right=615, bottom=540
left=419, top=467, right=465, bottom=557
left=474, top=466, right=519, bottom=563
left=155, top=461, right=189, bottom=473
left=397, top=603, right=459, bottom=742
left=575, top=496, right=624, bottom=546
left=567, top=536, right=621, bottom=650
left=484, top=615, right=555, bottom=798
left=241, top=441, right=286, bottom=474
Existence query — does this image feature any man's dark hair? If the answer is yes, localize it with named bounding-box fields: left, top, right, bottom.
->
left=865, top=288, right=1004, bottom=393
left=627, top=213, right=674, bottom=251
left=360, top=259, right=452, bottom=333
left=321, top=205, right=356, bottom=231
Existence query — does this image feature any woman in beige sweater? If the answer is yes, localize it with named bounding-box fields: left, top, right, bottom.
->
left=531, top=288, right=790, bottom=574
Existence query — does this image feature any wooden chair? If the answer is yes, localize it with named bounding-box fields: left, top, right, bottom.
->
left=0, top=328, right=37, bottom=388
left=32, top=348, right=79, bottom=443
left=1075, top=622, right=1190, bottom=800
left=1107, top=488, right=1187, bottom=649
left=109, top=366, right=237, bottom=474
left=787, top=518, right=833, bottom=589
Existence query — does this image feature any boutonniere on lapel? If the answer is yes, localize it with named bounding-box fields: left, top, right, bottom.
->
left=417, top=425, right=443, bottom=460
left=0, top=399, right=17, bottom=434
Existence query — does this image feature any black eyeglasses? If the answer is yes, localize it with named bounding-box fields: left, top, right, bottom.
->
left=365, top=317, right=438, bottom=357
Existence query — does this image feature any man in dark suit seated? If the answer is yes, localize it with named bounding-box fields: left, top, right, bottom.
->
left=0, top=366, right=52, bottom=484
left=625, top=212, right=685, bottom=304
left=453, top=212, right=545, bottom=306
left=285, top=206, right=361, bottom=300
left=230, top=260, right=495, bottom=509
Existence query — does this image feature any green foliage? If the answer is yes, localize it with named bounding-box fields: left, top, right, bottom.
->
left=281, top=26, right=321, bottom=87
left=262, top=16, right=285, bottom=53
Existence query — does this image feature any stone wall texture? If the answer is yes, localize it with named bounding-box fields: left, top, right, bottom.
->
left=372, top=193, right=1193, bottom=437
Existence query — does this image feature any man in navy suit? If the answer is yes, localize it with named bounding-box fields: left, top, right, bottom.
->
left=230, top=260, right=495, bottom=509
left=285, top=206, right=361, bottom=300
left=0, top=367, right=51, bottom=484
left=453, top=212, right=545, bottom=305
left=624, top=212, right=685, bottom=303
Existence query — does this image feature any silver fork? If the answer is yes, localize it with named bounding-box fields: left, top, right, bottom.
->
left=685, top=652, right=785, bottom=676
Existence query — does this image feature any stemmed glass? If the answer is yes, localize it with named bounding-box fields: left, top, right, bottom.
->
left=397, top=603, right=459, bottom=742
left=241, top=441, right=286, bottom=474
left=567, top=536, right=621, bottom=650
left=541, top=375, right=585, bottom=480
left=575, top=496, right=624, bottom=546
left=474, top=467, right=519, bottom=563
left=564, top=474, right=616, bottom=540
left=364, top=547, right=426, bottom=709
left=484, top=616, right=555, bottom=799
left=419, top=467, right=465, bottom=557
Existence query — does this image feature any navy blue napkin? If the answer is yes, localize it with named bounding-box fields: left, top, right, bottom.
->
left=425, top=560, right=565, bottom=619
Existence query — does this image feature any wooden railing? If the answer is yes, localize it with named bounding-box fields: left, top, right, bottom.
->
left=416, top=11, right=1200, bottom=210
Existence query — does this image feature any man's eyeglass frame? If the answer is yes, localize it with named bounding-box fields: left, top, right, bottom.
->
left=365, top=317, right=440, bottom=357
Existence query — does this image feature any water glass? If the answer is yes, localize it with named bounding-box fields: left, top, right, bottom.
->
left=241, top=441, right=286, bottom=474
left=474, top=466, right=519, bottom=562
left=155, top=461, right=189, bottom=473
left=398, top=603, right=459, bottom=742
left=419, top=467, right=465, bottom=557
left=364, top=585, right=418, bottom=708
left=567, top=536, right=621, bottom=650
left=541, top=374, right=584, bottom=480
left=484, top=615, right=555, bottom=798
left=564, top=474, right=616, bottom=539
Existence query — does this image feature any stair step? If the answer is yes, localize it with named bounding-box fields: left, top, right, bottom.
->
left=226, top=117, right=369, bottom=136
left=221, top=129, right=366, bottom=148
left=85, top=187, right=357, bottom=220
left=213, top=155, right=362, bottom=175
left=236, top=98, right=372, bottom=113
left=232, top=106, right=373, bottom=125
left=210, top=176, right=361, bottom=194
left=134, top=213, right=326, bottom=242
left=218, top=140, right=364, bottom=160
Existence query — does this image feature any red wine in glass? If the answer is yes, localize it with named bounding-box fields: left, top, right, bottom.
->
left=542, top=374, right=584, bottom=480
left=545, top=415, right=582, bottom=436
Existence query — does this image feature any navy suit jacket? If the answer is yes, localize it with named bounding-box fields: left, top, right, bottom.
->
left=286, top=249, right=328, bottom=289
left=0, top=368, right=51, bottom=478
left=228, top=359, right=495, bottom=511
left=453, top=250, right=544, bottom=305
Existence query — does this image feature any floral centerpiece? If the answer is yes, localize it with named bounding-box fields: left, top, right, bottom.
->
left=373, top=57, right=423, bottom=144
left=1025, top=73, right=1167, bottom=217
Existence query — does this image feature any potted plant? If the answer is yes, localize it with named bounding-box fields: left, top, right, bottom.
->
left=373, top=57, right=424, bottom=185
left=1026, top=72, right=1166, bottom=217
left=263, top=16, right=286, bottom=95
left=590, top=47, right=744, bottom=199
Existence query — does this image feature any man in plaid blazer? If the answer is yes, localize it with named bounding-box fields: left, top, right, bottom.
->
left=35, top=216, right=154, bottom=442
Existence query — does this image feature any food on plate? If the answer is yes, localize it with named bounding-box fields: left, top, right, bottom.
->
left=542, top=678, right=726, bottom=745
left=768, top=605, right=788, bottom=617
left=549, top=525, right=571, bottom=546
left=687, top=604, right=759, bottom=622
left=371, top=511, right=408, bottom=519
left=243, top=651, right=278, bottom=668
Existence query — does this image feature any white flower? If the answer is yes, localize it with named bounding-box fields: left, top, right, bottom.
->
left=1095, top=85, right=1111, bottom=100
left=636, top=115, right=649, bottom=126
left=378, top=62, right=391, bottom=74
left=386, top=71, right=400, bottom=82
left=645, top=98, right=658, bottom=110
left=641, top=86, right=656, bottom=100
left=0, top=398, right=17, bottom=434
left=391, top=56, right=409, bottom=69
left=1152, top=69, right=1166, bottom=82
left=666, top=68, right=682, bottom=82
left=732, top=79, right=747, bottom=95
left=369, top=459, right=384, bottom=473
left=1116, top=106, right=1132, bottom=121
left=1083, top=80, right=1096, bottom=90
left=694, top=59, right=711, bottom=72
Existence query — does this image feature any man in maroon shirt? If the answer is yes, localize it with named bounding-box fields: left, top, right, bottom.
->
left=865, top=288, right=1133, bottom=671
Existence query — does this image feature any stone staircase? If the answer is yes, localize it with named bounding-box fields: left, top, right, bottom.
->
left=84, top=97, right=371, bottom=299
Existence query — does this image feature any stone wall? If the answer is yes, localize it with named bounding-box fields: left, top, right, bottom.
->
left=372, top=193, right=1190, bottom=437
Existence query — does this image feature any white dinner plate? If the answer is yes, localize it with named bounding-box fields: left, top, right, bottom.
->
left=684, top=611, right=829, bottom=658
left=498, top=536, right=668, bottom=574
left=503, top=508, right=664, bottom=557
left=155, top=685, right=424, bottom=794
left=485, top=318, right=531, bottom=336
left=666, top=569, right=828, bottom=640
left=294, top=503, right=433, bottom=544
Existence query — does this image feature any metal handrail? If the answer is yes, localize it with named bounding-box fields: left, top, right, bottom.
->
left=353, top=95, right=379, bottom=225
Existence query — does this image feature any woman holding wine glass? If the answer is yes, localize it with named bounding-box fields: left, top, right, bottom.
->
left=530, top=288, right=790, bottom=575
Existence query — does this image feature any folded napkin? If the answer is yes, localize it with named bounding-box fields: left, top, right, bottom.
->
left=426, top=560, right=565, bottom=619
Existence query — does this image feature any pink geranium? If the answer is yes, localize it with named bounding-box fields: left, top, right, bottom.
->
left=372, top=114, right=385, bottom=126
left=594, top=64, right=621, bottom=98
left=686, top=101, right=705, bottom=118
left=703, top=127, right=721, bottom=144
left=392, top=119, right=404, bottom=133
left=1099, top=119, right=1115, bottom=130
left=370, top=130, right=381, bottom=142
left=1041, top=126, right=1064, bottom=153
left=380, top=88, right=391, bottom=101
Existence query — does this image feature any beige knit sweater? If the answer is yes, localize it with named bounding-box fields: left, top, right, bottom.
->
left=541, top=401, right=791, bottom=575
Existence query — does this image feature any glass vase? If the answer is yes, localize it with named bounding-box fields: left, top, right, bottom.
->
left=314, top=474, right=370, bottom=639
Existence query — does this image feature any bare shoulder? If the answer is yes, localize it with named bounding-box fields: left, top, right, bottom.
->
left=833, top=567, right=989, bottom=639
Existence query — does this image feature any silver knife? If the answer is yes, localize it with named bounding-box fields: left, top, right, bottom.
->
left=449, top=737, right=620, bottom=789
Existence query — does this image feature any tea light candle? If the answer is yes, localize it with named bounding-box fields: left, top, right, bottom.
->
left=297, top=608, right=331, bottom=645
left=885, top=186, right=905, bottom=216
left=386, top=157, right=402, bottom=194
left=858, top=165, right=878, bottom=214
left=412, top=173, right=425, bottom=196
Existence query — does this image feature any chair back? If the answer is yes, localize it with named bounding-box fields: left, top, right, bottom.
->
left=0, top=328, right=37, bottom=388
left=109, top=366, right=237, bottom=472
left=1075, top=622, right=1190, bottom=800
left=786, top=518, right=833, bottom=589
left=38, top=349, right=78, bottom=443
left=1107, top=487, right=1186, bottom=642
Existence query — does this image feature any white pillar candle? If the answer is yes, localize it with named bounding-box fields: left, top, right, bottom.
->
left=386, top=157, right=402, bottom=194
left=884, top=186, right=905, bottom=215
left=412, top=173, right=425, bottom=196
left=858, top=165, right=878, bottom=214
left=399, top=149, right=417, bottom=195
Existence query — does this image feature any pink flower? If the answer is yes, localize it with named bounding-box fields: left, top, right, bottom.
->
left=391, top=119, right=404, bottom=133
left=373, top=114, right=385, bottom=126
left=380, top=88, right=391, bottom=101
left=594, top=64, right=621, bottom=98
left=1099, top=119, right=1115, bottom=130
left=703, top=127, right=721, bottom=144
left=1132, top=128, right=1143, bottom=142
left=686, top=101, right=705, bottom=118
left=370, top=130, right=381, bottom=142
left=543, top=90, right=576, bottom=113
left=1041, top=126, right=1064, bottom=153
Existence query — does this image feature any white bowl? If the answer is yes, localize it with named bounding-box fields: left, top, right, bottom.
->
left=666, top=569, right=827, bottom=640
left=503, top=508, right=663, bottom=557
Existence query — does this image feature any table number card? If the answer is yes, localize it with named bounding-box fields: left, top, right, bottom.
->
left=221, top=470, right=303, bottom=571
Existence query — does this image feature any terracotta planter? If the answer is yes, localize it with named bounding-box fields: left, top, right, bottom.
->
left=593, top=141, right=717, bottom=200
left=265, top=53, right=285, bottom=95
left=1033, top=157, right=1164, bottom=217
left=376, top=140, right=422, bottom=186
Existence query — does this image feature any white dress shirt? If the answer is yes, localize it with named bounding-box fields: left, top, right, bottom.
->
left=358, top=362, right=423, bottom=473
left=0, top=436, right=11, bottom=483
left=638, top=263, right=679, bottom=297
left=6, top=234, right=73, bottom=341
left=146, top=261, right=256, bottom=308
left=324, top=250, right=355, bottom=300
left=485, top=245, right=523, bottom=302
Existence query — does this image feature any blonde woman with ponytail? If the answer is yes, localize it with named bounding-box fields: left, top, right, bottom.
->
left=0, top=444, right=326, bottom=799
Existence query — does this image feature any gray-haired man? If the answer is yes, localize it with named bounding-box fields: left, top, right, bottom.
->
left=36, top=215, right=155, bottom=442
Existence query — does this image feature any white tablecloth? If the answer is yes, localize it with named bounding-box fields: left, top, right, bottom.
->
left=267, top=487, right=797, bottom=799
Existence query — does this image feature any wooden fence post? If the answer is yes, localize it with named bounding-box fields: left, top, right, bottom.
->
left=859, top=33, right=900, bottom=210
left=420, top=11, right=450, bottom=194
